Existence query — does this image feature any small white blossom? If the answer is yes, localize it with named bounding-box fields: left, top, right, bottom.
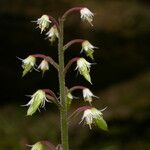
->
left=76, top=58, right=92, bottom=84
left=23, top=90, right=49, bottom=116
left=38, top=59, right=49, bottom=75
left=83, top=88, right=97, bottom=104
left=46, top=25, right=59, bottom=43
left=80, top=108, right=103, bottom=129
left=34, top=15, right=51, bottom=33
left=82, top=40, right=97, bottom=59
left=21, top=55, right=36, bottom=77
left=80, top=8, right=94, bottom=26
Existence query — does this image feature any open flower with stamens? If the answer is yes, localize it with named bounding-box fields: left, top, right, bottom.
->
left=38, top=59, right=49, bottom=75
left=23, top=90, right=49, bottom=116
left=46, top=25, right=59, bottom=43
left=76, top=58, right=92, bottom=84
left=21, top=55, right=36, bottom=77
left=81, top=40, right=97, bottom=59
left=80, top=107, right=107, bottom=130
left=83, top=88, right=97, bottom=104
left=34, top=15, right=51, bottom=33
left=80, top=8, right=94, bottom=26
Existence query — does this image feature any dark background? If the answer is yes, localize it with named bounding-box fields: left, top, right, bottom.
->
left=0, top=0, right=150, bottom=150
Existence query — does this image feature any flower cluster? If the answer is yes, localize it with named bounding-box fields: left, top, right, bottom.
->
left=34, top=15, right=59, bottom=43
left=19, top=56, right=49, bottom=76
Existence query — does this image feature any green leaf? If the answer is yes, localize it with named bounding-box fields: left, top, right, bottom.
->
left=94, top=117, right=108, bottom=131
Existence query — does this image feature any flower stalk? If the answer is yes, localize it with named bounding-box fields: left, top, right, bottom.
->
left=58, top=19, right=69, bottom=150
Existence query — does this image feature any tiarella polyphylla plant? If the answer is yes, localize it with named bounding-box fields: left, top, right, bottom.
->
left=19, top=6, right=108, bottom=150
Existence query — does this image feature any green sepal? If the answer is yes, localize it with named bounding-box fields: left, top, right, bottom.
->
left=27, top=95, right=42, bottom=116
left=22, top=63, right=33, bottom=77
left=85, top=49, right=94, bottom=60
left=94, top=117, right=108, bottom=131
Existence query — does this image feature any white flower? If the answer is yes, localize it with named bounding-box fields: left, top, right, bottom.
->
left=46, top=25, right=59, bottom=43
left=38, top=59, right=49, bottom=75
left=80, top=8, right=94, bottom=26
left=80, top=108, right=103, bottom=129
left=21, top=55, right=36, bottom=77
left=83, top=88, right=97, bottom=104
left=34, top=15, right=51, bottom=33
left=23, top=90, right=49, bottom=116
left=81, top=40, right=97, bottom=59
left=76, top=58, right=92, bottom=84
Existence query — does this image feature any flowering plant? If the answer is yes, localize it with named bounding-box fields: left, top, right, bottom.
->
left=19, top=7, right=108, bottom=150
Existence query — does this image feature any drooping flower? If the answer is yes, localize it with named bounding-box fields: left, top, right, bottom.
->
left=81, top=40, right=97, bottom=59
left=83, top=88, right=97, bottom=104
left=76, top=58, right=92, bottom=84
left=80, top=8, right=94, bottom=26
left=80, top=108, right=104, bottom=129
left=34, top=15, right=51, bottom=33
left=23, top=90, right=49, bottom=116
left=46, top=25, right=59, bottom=43
left=38, top=59, right=49, bottom=75
left=21, top=55, right=36, bottom=77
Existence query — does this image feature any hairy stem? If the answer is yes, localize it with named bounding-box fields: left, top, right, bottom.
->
left=58, top=19, right=69, bottom=150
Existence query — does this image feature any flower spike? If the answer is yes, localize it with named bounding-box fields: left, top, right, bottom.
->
left=76, top=58, right=92, bottom=84
left=82, top=40, right=97, bottom=59
left=33, top=15, right=51, bottom=33
left=23, top=89, right=49, bottom=116
left=21, top=55, right=36, bottom=77
left=80, top=8, right=94, bottom=26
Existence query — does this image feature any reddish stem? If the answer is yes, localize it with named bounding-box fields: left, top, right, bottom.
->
left=43, top=89, right=62, bottom=108
left=63, top=39, right=84, bottom=51
left=48, top=15, right=60, bottom=32
left=43, top=89, right=58, bottom=100
left=69, top=86, right=87, bottom=92
left=64, top=57, right=79, bottom=75
left=68, top=106, right=92, bottom=120
left=61, top=7, right=83, bottom=20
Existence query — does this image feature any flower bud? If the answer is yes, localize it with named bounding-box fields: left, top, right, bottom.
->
left=80, top=8, right=94, bottom=26
left=76, top=58, right=92, bottom=84
left=46, top=25, right=59, bottom=43
left=83, top=88, right=96, bottom=104
left=66, top=92, right=73, bottom=111
left=22, top=55, right=36, bottom=77
left=23, top=90, right=49, bottom=116
left=35, top=15, right=51, bottom=33
left=38, top=59, right=49, bottom=76
left=30, top=142, right=44, bottom=150
left=82, top=40, right=97, bottom=59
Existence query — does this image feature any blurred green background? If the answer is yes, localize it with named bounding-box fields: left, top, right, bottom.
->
left=0, top=0, right=150, bottom=150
